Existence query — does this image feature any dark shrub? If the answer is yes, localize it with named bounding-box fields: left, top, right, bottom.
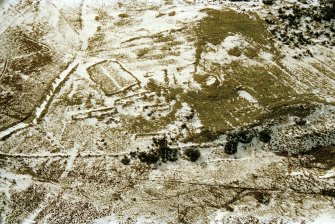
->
left=227, top=130, right=255, bottom=144
left=263, top=0, right=275, bottom=5
left=237, top=130, right=255, bottom=143
left=295, top=118, right=307, bottom=125
left=259, top=130, right=272, bottom=143
left=121, top=156, right=130, bottom=165
left=320, top=0, right=335, bottom=20
left=158, top=146, right=178, bottom=162
left=224, top=141, right=238, bottom=155
left=154, top=137, right=179, bottom=162
left=184, top=148, right=201, bottom=162
left=254, top=192, right=271, bottom=204
left=138, top=151, right=159, bottom=165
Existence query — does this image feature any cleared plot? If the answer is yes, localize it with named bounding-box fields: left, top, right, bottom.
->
left=87, top=60, right=138, bottom=96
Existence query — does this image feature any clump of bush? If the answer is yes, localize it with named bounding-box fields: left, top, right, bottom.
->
left=224, top=141, right=238, bottom=155
left=184, top=148, right=201, bottom=162
left=223, top=128, right=273, bottom=155
left=138, top=151, right=159, bottom=165
left=259, top=129, right=272, bottom=143
left=320, top=0, right=335, bottom=21
left=154, top=137, right=178, bottom=162
left=263, top=0, right=275, bottom=5
left=224, top=130, right=256, bottom=155
left=121, top=156, right=131, bottom=165
left=254, top=192, right=271, bottom=204
left=136, top=137, right=179, bottom=165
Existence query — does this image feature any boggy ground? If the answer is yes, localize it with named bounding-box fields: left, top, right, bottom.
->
left=0, top=0, right=335, bottom=223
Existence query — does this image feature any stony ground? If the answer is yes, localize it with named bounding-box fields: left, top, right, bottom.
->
left=0, top=0, right=334, bottom=223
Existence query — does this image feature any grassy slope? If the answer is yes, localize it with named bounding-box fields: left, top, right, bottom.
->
left=143, top=9, right=333, bottom=141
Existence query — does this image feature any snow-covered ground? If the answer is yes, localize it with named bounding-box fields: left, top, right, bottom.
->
left=0, top=0, right=334, bottom=223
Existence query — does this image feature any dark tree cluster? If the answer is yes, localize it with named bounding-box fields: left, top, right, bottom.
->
left=184, top=148, right=201, bottom=162
left=120, top=156, right=131, bottom=165
left=263, top=0, right=275, bottom=5
left=224, top=129, right=272, bottom=155
left=138, top=151, right=160, bottom=165
left=266, top=0, right=335, bottom=50
left=258, top=129, right=272, bottom=143
left=121, top=136, right=204, bottom=166
left=320, top=0, right=335, bottom=21
left=154, top=137, right=179, bottom=163
left=131, top=137, right=179, bottom=166
left=224, top=141, right=239, bottom=155
left=254, top=192, right=271, bottom=204
left=225, top=130, right=254, bottom=155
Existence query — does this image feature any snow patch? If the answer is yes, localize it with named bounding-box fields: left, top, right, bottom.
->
left=0, top=122, right=29, bottom=139
left=0, top=170, right=33, bottom=194
left=60, top=145, right=79, bottom=178
left=309, top=213, right=335, bottom=224
left=206, top=76, right=217, bottom=86
left=319, top=170, right=335, bottom=179
left=238, top=90, right=258, bottom=104
left=222, top=35, right=244, bottom=50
